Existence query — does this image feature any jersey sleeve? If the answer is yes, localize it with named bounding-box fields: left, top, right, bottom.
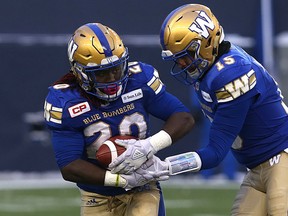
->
left=44, top=86, right=85, bottom=168
left=196, top=96, right=253, bottom=169
left=51, top=129, right=85, bottom=168
left=147, top=91, right=190, bottom=120
left=133, top=62, right=190, bottom=120
left=211, top=56, right=259, bottom=105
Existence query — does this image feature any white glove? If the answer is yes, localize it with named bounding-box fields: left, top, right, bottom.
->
left=142, top=155, right=170, bottom=180
left=122, top=163, right=169, bottom=190
left=109, top=130, right=172, bottom=174
left=109, top=138, right=156, bottom=174
left=104, top=161, right=169, bottom=190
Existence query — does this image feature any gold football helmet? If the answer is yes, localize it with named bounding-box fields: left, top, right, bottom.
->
left=67, top=23, right=129, bottom=101
left=160, top=4, right=224, bottom=84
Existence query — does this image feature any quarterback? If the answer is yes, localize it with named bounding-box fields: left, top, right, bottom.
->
left=44, top=23, right=194, bottom=216
left=110, top=3, right=288, bottom=215
left=156, top=4, right=288, bottom=215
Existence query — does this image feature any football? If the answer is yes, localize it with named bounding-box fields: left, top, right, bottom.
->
left=96, top=135, right=135, bottom=169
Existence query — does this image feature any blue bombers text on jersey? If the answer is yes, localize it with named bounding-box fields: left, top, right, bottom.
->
left=194, top=45, right=288, bottom=169
left=44, top=61, right=189, bottom=196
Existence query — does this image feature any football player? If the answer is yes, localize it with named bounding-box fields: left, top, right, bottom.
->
left=153, top=3, right=288, bottom=215
left=44, top=23, right=194, bottom=216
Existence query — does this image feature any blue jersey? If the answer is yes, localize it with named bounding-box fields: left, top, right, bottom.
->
left=44, top=61, right=189, bottom=195
left=195, top=45, right=288, bottom=169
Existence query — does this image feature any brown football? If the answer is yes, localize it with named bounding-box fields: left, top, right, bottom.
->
left=96, top=135, right=135, bottom=168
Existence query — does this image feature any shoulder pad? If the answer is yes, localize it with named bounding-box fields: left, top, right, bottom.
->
left=44, top=85, right=72, bottom=125
left=128, top=61, right=164, bottom=95
left=44, top=84, right=86, bottom=127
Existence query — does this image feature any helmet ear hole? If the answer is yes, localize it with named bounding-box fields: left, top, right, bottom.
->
left=206, top=37, right=212, bottom=47
left=212, top=48, right=218, bottom=55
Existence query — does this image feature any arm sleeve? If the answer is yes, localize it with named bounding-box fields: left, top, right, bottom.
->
left=196, top=97, right=253, bottom=169
left=51, top=129, right=85, bottom=168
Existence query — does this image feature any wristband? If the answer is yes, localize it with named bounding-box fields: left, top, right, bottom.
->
left=165, top=152, right=202, bottom=175
left=104, top=171, right=126, bottom=188
left=150, top=130, right=172, bottom=153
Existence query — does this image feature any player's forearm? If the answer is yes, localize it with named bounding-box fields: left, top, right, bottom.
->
left=139, top=112, right=194, bottom=156
left=60, top=159, right=106, bottom=185
left=162, top=112, right=195, bottom=142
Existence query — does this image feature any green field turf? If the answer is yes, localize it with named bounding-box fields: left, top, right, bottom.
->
left=0, top=183, right=239, bottom=216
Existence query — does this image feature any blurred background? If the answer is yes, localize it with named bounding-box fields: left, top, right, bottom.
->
left=0, top=0, right=287, bottom=182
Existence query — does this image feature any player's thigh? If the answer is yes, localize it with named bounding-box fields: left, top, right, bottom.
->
left=80, top=190, right=125, bottom=216
left=231, top=175, right=267, bottom=216
left=127, top=186, right=163, bottom=216
left=266, top=151, right=288, bottom=215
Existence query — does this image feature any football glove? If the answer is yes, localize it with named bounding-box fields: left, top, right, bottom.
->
left=109, top=137, right=155, bottom=174
left=104, top=158, right=169, bottom=190
left=109, top=130, right=172, bottom=174
left=142, top=155, right=169, bottom=177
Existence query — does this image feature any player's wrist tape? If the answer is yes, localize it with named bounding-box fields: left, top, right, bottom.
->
left=104, top=171, right=126, bottom=188
left=150, top=130, right=172, bottom=153
left=165, top=152, right=202, bottom=175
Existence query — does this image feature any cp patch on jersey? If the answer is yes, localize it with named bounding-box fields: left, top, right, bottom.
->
left=215, top=69, right=256, bottom=103
left=68, top=102, right=90, bottom=118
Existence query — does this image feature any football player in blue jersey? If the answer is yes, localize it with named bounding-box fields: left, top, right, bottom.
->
left=44, top=22, right=194, bottom=216
left=151, top=3, right=288, bottom=215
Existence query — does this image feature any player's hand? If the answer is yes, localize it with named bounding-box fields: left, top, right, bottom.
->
left=109, top=138, right=157, bottom=174
left=142, top=155, right=170, bottom=180
left=120, top=164, right=169, bottom=190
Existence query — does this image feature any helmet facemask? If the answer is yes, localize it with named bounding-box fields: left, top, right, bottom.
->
left=162, top=40, right=209, bottom=85
left=72, top=48, right=129, bottom=102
